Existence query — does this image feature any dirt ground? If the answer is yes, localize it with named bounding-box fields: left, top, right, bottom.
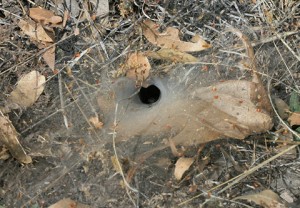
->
left=0, top=0, right=300, bottom=207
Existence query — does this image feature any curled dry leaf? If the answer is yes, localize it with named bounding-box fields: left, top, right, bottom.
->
left=29, top=7, right=62, bottom=25
left=8, top=70, right=46, bottom=109
left=89, top=116, right=104, bottom=129
left=48, top=198, right=90, bottom=208
left=234, top=189, right=287, bottom=208
left=174, top=157, right=194, bottom=180
left=288, top=112, right=300, bottom=126
left=18, top=19, right=54, bottom=42
left=142, top=19, right=211, bottom=52
left=121, top=52, right=151, bottom=85
left=0, top=115, right=32, bottom=164
left=145, top=48, right=199, bottom=63
left=41, top=44, right=56, bottom=70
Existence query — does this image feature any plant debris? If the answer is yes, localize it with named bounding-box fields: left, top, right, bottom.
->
left=29, top=7, right=62, bottom=25
left=0, top=115, right=32, bottom=164
left=48, top=198, right=90, bottom=208
left=174, top=157, right=194, bottom=180
left=88, top=115, right=103, bottom=129
left=120, top=52, right=151, bottom=85
left=18, top=19, right=54, bottom=43
left=7, top=70, right=45, bottom=110
left=0, top=0, right=299, bottom=207
left=145, top=48, right=199, bottom=63
left=142, top=19, right=211, bottom=52
left=235, top=190, right=286, bottom=208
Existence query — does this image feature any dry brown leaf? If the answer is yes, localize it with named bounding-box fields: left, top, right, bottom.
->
left=235, top=190, right=286, bottom=208
left=18, top=19, right=54, bottom=42
left=142, top=20, right=211, bottom=52
left=41, top=44, right=56, bottom=70
left=0, top=115, right=32, bottom=163
left=145, top=49, right=199, bottom=63
left=48, top=198, right=90, bottom=208
left=288, top=112, right=300, bottom=126
left=174, top=157, right=194, bottom=180
left=121, top=52, right=151, bottom=85
left=89, top=116, right=103, bottom=129
left=29, top=7, right=62, bottom=25
left=8, top=71, right=45, bottom=109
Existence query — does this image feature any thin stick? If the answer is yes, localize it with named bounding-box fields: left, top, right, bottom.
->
left=217, top=144, right=297, bottom=194
left=58, top=72, right=69, bottom=129
left=278, top=33, right=300, bottom=62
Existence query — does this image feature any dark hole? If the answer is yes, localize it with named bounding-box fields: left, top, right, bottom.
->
left=139, top=85, right=161, bottom=104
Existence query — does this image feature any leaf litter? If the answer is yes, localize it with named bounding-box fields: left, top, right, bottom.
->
left=29, top=7, right=62, bottom=25
left=0, top=115, right=32, bottom=164
left=18, top=19, right=55, bottom=43
left=142, top=19, right=211, bottom=52
left=0, top=70, right=45, bottom=163
left=174, top=157, right=194, bottom=180
left=118, top=51, right=151, bottom=86
left=1, top=0, right=300, bottom=207
left=18, top=7, right=64, bottom=70
left=235, top=189, right=287, bottom=208
left=105, top=27, right=273, bottom=146
left=8, top=70, right=45, bottom=110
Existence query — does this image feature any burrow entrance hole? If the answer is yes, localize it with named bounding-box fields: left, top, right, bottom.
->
left=139, top=85, right=161, bottom=104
